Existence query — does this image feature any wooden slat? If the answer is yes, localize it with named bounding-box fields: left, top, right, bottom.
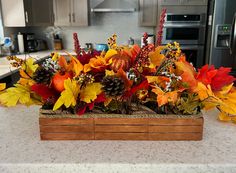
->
left=149, top=133, right=202, bottom=141
left=148, top=117, right=203, bottom=125
left=40, top=133, right=94, bottom=140
left=39, top=118, right=94, bottom=125
left=95, top=118, right=148, bottom=125
left=95, top=133, right=148, bottom=140
left=149, top=125, right=202, bottom=133
left=95, top=125, right=148, bottom=133
left=40, top=125, right=94, bottom=133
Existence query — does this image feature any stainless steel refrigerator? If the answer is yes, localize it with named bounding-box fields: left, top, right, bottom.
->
left=206, top=0, right=236, bottom=75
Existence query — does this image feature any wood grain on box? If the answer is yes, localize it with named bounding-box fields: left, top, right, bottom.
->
left=39, top=109, right=203, bottom=141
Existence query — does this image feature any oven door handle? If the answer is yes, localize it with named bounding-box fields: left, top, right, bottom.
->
left=163, top=24, right=205, bottom=28
left=230, top=13, right=236, bottom=55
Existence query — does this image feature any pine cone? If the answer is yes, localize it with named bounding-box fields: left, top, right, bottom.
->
left=33, top=67, right=53, bottom=85
left=102, top=76, right=125, bottom=97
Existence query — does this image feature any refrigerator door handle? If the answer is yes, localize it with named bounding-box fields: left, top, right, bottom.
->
left=230, top=13, right=236, bottom=55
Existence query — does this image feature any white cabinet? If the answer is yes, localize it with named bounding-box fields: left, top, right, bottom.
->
left=139, top=0, right=158, bottom=26
left=160, top=0, right=207, bottom=5
left=1, top=0, right=26, bottom=27
left=54, top=0, right=89, bottom=26
left=0, top=0, right=54, bottom=27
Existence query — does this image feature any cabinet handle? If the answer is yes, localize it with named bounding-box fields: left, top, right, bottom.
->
left=69, top=13, right=71, bottom=23
left=25, top=11, right=29, bottom=23
left=72, top=13, right=75, bottom=23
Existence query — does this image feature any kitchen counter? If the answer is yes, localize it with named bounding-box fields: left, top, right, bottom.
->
left=0, top=106, right=236, bottom=173
left=0, top=50, right=76, bottom=79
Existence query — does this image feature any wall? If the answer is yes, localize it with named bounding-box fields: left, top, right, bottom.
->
left=3, top=0, right=155, bottom=49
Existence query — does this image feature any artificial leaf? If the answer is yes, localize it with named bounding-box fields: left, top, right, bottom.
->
left=196, top=65, right=217, bottom=85
left=22, top=58, right=38, bottom=77
left=105, top=70, right=115, bottom=76
left=175, top=60, right=197, bottom=91
left=0, top=84, right=36, bottom=107
left=211, top=67, right=236, bottom=91
left=52, top=52, right=59, bottom=61
left=0, top=83, right=6, bottom=91
left=122, top=80, right=149, bottom=99
left=31, top=84, right=57, bottom=102
left=149, top=46, right=165, bottom=68
left=80, top=83, right=102, bottom=103
left=53, top=79, right=80, bottom=110
left=116, top=68, right=133, bottom=89
left=105, top=49, right=118, bottom=60
left=71, top=56, right=84, bottom=76
left=218, top=111, right=232, bottom=122
left=146, top=76, right=170, bottom=89
left=176, top=94, right=202, bottom=115
left=151, top=86, right=179, bottom=107
left=18, top=69, right=35, bottom=86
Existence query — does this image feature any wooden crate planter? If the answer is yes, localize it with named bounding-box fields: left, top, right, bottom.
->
left=39, top=109, right=204, bottom=141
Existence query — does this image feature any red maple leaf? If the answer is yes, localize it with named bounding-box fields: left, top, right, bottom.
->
left=122, top=80, right=149, bottom=99
left=211, top=67, right=236, bottom=91
left=76, top=93, right=106, bottom=115
left=196, top=65, right=217, bottom=85
left=31, top=84, right=58, bottom=102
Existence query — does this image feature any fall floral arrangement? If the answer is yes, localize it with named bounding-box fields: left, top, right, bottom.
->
left=0, top=33, right=236, bottom=123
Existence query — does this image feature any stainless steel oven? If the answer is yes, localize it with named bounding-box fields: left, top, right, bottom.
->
left=162, top=14, right=207, bottom=45
left=181, top=45, right=204, bottom=68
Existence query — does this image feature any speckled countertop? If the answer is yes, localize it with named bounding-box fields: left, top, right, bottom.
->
left=0, top=50, right=76, bottom=79
left=0, top=106, right=236, bottom=173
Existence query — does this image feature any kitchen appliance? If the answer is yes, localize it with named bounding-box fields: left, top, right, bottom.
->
left=91, top=0, right=136, bottom=13
left=181, top=45, right=204, bottom=68
left=162, top=13, right=207, bottom=45
left=161, top=9, right=208, bottom=67
left=206, top=0, right=236, bottom=75
left=24, top=33, right=37, bottom=52
left=35, top=39, right=48, bottom=51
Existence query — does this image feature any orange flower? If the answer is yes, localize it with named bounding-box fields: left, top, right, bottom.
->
left=87, top=56, right=111, bottom=72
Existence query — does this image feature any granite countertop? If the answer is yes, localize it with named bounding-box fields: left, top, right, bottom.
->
left=0, top=105, right=236, bottom=173
left=0, top=50, right=76, bottom=79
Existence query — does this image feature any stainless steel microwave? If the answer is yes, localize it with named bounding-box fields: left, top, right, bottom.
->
left=162, top=14, right=206, bottom=45
left=162, top=24, right=206, bottom=45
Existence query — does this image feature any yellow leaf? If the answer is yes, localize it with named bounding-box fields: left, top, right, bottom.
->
left=22, top=58, right=39, bottom=77
left=18, top=69, right=35, bottom=86
left=80, top=83, right=102, bottom=103
left=0, top=84, right=34, bottom=107
left=105, top=49, right=118, bottom=60
left=105, top=70, right=115, bottom=76
left=53, top=79, right=80, bottom=111
left=0, top=83, right=6, bottom=91
left=218, top=112, right=232, bottom=122
left=148, top=46, right=165, bottom=68
left=71, top=57, right=84, bottom=77
left=52, top=52, right=59, bottom=61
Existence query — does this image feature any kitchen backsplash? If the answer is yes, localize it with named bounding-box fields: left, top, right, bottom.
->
left=3, top=0, right=154, bottom=50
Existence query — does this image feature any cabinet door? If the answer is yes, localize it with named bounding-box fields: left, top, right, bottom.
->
left=1, top=0, right=26, bottom=27
left=139, top=0, right=158, bottom=26
left=54, top=0, right=71, bottom=26
left=71, top=0, right=89, bottom=26
left=31, top=0, right=54, bottom=26
left=160, top=0, right=181, bottom=5
left=184, top=0, right=208, bottom=5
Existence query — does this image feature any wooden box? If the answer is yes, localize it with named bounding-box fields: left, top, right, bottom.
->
left=39, top=109, right=204, bottom=141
